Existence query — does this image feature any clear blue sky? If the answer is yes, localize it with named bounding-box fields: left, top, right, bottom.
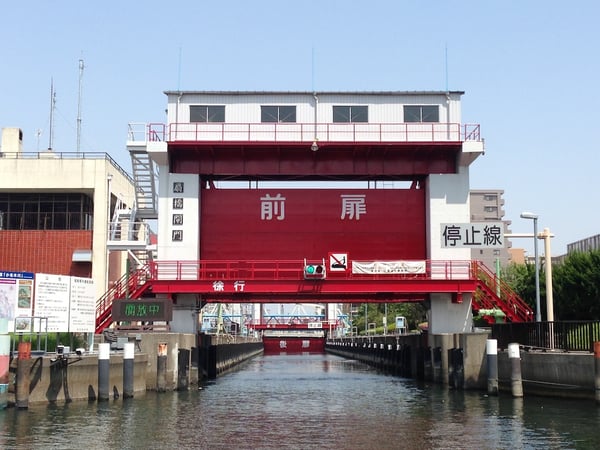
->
left=1, top=0, right=598, bottom=256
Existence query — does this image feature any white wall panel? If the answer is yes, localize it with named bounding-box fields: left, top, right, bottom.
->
left=168, top=92, right=463, bottom=125
left=426, top=166, right=472, bottom=262
left=157, top=172, right=199, bottom=269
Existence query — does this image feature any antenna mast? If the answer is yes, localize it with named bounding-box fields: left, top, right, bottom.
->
left=48, top=78, right=56, bottom=151
left=445, top=44, right=449, bottom=92
left=77, top=59, right=84, bottom=155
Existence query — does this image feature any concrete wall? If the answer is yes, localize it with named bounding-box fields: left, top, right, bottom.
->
left=11, top=352, right=148, bottom=405
left=132, top=332, right=197, bottom=390
left=6, top=332, right=265, bottom=406
left=498, top=350, right=594, bottom=398
left=459, top=332, right=488, bottom=389
left=213, top=343, right=263, bottom=377
left=327, top=332, right=599, bottom=400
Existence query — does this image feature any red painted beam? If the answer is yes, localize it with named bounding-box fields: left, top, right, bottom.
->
left=169, top=142, right=460, bottom=177
left=145, top=277, right=477, bottom=303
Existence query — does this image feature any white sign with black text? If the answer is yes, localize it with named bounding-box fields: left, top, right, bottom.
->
left=441, top=222, right=504, bottom=248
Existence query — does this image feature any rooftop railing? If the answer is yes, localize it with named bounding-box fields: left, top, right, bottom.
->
left=128, top=122, right=481, bottom=144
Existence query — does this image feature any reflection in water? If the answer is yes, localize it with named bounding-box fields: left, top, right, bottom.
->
left=1, top=353, right=600, bottom=449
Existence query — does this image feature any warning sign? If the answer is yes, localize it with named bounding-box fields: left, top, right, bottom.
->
left=329, top=253, right=348, bottom=272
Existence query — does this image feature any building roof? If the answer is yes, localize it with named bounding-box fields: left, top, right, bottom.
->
left=164, top=90, right=465, bottom=96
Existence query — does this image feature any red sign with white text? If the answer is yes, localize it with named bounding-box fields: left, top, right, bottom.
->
left=200, top=188, right=425, bottom=261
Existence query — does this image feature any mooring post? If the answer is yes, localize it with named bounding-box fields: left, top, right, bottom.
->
left=594, top=341, right=600, bottom=404
left=98, top=342, right=110, bottom=402
left=123, top=342, right=134, bottom=399
left=16, top=341, right=31, bottom=409
left=486, top=339, right=499, bottom=395
left=177, top=348, right=190, bottom=391
left=157, top=342, right=168, bottom=392
left=508, top=342, right=523, bottom=398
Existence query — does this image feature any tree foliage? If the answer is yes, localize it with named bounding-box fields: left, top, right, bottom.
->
left=552, top=250, right=600, bottom=320
left=351, top=302, right=426, bottom=334
left=503, top=250, right=600, bottom=321
left=502, top=262, right=537, bottom=311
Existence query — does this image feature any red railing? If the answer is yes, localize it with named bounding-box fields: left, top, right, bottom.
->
left=95, top=266, right=151, bottom=333
left=95, top=259, right=530, bottom=333
left=140, top=122, right=481, bottom=144
left=147, top=259, right=475, bottom=281
left=474, top=263, right=534, bottom=322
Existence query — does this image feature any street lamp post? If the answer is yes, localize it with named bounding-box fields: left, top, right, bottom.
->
left=520, top=212, right=541, bottom=322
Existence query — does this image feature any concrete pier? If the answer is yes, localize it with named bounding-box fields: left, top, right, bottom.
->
left=6, top=332, right=263, bottom=406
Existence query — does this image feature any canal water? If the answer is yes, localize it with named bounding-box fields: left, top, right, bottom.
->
left=1, top=353, right=600, bottom=449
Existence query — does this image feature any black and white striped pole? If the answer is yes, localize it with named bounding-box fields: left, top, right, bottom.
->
left=486, top=339, right=498, bottom=395
left=123, top=342, right=134, bottom=399
left=508, top=342, right=523, bottom=398
left=98, top=343, right=110, bottom=402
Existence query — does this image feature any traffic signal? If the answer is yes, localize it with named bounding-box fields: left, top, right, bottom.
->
left=303, top=259, right=326, bottom=279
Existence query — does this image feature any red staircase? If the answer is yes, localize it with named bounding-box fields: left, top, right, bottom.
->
left=473, top=262, right=534, bottom=323
left=95, top=266, right=152, bottom=334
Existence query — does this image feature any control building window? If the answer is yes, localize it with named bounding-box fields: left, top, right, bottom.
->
left=404, top=105, right=439, bottom=123
left=261, top=106, right=296, bottom=123
left=190, top=105, right=225, bottom=122
left=333, top=106, right=368, bottom=123
left=0, top=193, right=93, bottom=230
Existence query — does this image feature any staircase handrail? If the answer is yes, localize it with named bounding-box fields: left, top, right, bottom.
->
left=474, top=261, right=534, bottom=322
left=95, top=265, right=152, bottom=333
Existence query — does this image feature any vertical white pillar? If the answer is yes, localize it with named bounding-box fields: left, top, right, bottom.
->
left=123, top=342, right=135, bottom=399
left=543, top=228, right=554, bottom=322
left=486, top=339, right=498, bottom=395
left=508, top=343, right=523, bottom=398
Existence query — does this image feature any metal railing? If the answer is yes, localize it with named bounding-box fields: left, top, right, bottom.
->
left=127, top=122, right=481, bottom=144
left=475, top=263, right=534, bottom=322
left=95, top=266, right=151, bottom=333
left=107, top=220, right=153, bottom=244
left=147, top=259, right=476, bottom=282
left=492, top=321, right=600, bottom=352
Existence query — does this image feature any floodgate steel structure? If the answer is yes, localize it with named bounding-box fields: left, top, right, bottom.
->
left=100, top=90, right=532, bottom=336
